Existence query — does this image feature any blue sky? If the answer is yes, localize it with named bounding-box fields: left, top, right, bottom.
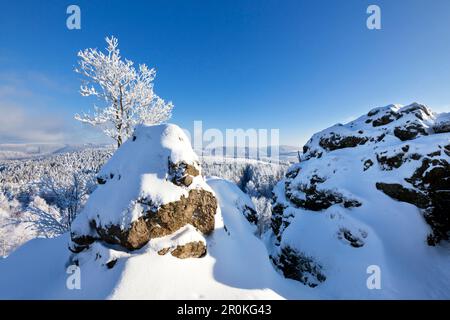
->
left=1, top=0, right=450, bottom=147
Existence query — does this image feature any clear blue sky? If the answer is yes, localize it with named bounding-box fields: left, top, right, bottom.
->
left=1, top=0, right=450, bottom=147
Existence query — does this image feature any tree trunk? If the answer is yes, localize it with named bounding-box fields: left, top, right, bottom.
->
left=117, top=86, right=124, bottom=148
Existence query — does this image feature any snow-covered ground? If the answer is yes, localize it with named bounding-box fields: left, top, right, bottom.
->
left=0, top=178, right=313, bottom=299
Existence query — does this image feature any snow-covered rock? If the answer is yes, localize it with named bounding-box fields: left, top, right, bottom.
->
left=271, top=103, right=450, bottom=297
left=70, top=124, right=217, bottom=257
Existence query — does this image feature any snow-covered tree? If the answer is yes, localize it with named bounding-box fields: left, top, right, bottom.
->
left=3, top=170, right=96, bottom=238
left=75, top=36, right=174, bottom=147
left=251, top=196, right=272, bottom=237
left=38, top=172, right=95, bottom=226
left=23, top=196, right=68, bottom=238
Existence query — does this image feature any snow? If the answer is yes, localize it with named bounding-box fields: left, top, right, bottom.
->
left=72, top=124, right=206, bottom=232
left=302, top=102, right=437, bottom=160
left=270, top=103, right=450, bottom=299
left=1, top=103, right=448, bottom=299
left=75, top=36, right=173, bottom=147
left=148, top=224, right=205, bottom=253
left=0, top=178, right=314, bottom=299
left=0, top=145, right=287, bottom=255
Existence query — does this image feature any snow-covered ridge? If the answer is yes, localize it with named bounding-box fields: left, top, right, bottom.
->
left=302, top=103, right=444, bottom=160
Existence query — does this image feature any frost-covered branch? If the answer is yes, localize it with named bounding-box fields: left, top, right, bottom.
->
left=75, top=36, right=174, bottom=148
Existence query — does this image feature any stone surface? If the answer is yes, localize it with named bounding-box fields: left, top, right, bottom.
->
left=170, top=241, right=207, bottom=259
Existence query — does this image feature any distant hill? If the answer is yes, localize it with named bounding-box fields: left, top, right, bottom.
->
left=0, top=143, right=112, bottom=160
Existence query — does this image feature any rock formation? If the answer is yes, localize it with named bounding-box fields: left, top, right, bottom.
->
left=69, top=124, right=218, bottom=260
left=271, top=103, right=450, bottom=287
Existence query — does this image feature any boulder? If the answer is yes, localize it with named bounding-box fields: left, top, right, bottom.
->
left=70, top=124, right=218, bottom=256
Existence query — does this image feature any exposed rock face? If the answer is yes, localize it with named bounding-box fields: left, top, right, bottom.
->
left=374, top=145, right=450, bottom=244
left=157, top=241, right=207, bottom=259
left=70, top=124, right=217, bottom=258
left=72, top=183, right=216, bottom=252
left=318, top=132, right=368, bottom=152
left=168, top=161, right=200, bottom=187
left=145, top=189, right=216, bottom=239
left=337, top=227, right=366, bottom=248
left=271, top=103, right=450, bottom=287
left=394, top=123, right=427, bottom=141
left=433, top=121, right=450, bottom=134
left=271, top=168, right=361, bottom=243
left=302, top=103, right=436, bottom=162
left=286, top=180, right=362, bottom=211
left=95, top=218, right=150, bottom=251
left=405, top=157, right=450, bottom=244
left=170, top=241, right=207, bottom=259
left=270, top=246, right=326, bottom=288
left=372, top=110, right=402, bottom=127
left=375, top=183, right=429, bottom=209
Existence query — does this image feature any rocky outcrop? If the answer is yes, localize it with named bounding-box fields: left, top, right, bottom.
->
left=270, top=103, right=450, bottom=288
left=405, top=157, right=450, bottom=244
left=394, top=123, right=427, bottom=141
left=302, top=103, right=435, bottom=161
left=286, top=183, right=361, bottom=211
left=272, top=169, right=361, bottom=243
left=72, top=181, right=216, bottom=252
left=70, top=124, right=217, bottom=259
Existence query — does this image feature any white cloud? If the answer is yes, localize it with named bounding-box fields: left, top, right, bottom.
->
left=0, top=70, right=110, bottom=144
left=0, top=103, right=67, bottom=143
